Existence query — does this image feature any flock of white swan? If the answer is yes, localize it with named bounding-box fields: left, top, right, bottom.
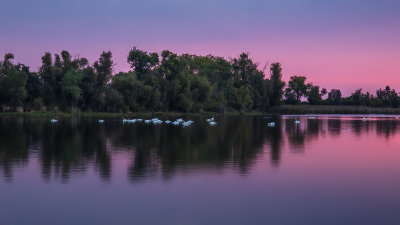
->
left=121, top=117, right=216, bottom=127
left=50, top=117, right=216, bottom=127
left=50, top=115, right=399, bottom=127
left=267, top=117, right=311, bottom=127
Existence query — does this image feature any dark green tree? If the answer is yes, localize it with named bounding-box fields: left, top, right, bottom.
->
left=327, top=89, right=342, bottom=105
left=0, top=54, right=28, bottom=111
left=232, top=53, right=258, bottom=86
left=94, top=51, right=113, bottom=87
left=24, top=72, right=43, bottom=111
left=376, top=86, right=399, bottom=107
left=61, top=70, right=83, bottom=108
left=349, top=89, right=364, bottom=106
left=127, top=47, right=159, bottom=80
left=189, top=75, right=211, bottom=112
left=284, top=76, right=308, bottom=104
left=307, top=85, right=327, bottom=105
left=269, top=63, right=285, bottom=106
left=39, top=52, right=57, bottom=107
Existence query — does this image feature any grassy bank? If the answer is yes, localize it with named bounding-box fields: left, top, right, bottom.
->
left=0, top=112, right=72, bottom=117
left=1, top=105, right=399, bottom=117
left=0, top=111, right=244, bottom=118
left=268, top=105, right=400, bottom=115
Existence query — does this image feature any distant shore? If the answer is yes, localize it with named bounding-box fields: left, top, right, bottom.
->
left=268, top=105, right=400, bottom=115
left=0, top=111, right=224, bottom=118
left=1, top=105, right=400, bottom=117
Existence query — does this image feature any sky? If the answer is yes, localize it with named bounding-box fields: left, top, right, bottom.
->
left=1, top=0, right=399, bottom=95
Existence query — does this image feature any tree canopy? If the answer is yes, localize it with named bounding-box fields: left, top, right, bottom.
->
left=0, top=47, right=399, bottom=112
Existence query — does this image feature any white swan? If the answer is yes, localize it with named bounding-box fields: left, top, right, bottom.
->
left=151, top=118, right=163, bottom=124
left=50, top=119, right=58, bottom=123
left=206, top=116, right=215, bottom=122
left=165, top=120, right=172, bottom=124
left=172, top=121, right=180, bottom=126
left=123, top=118, right=136, bottom=123
left=209, top=121, right=217, bottom=126
left=182, top=121, right=193, bottom=127
left=267, top=122, right=275, bottom=127
left=99, top=120, right=104, bottom=123
left=295, top=120, right=300, bottom=124
left=144, top=120, right=151, bottom=124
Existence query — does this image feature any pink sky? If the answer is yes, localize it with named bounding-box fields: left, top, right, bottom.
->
left=1, top=0, right=399, bottom=95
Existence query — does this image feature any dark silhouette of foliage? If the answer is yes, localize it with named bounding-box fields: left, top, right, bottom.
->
left=284, top=76, right=309, bottom=104
left=127, top=47, right=158, bottom=80
left=269, top=63, right=285, bottom=106
left=0, top=48, right=399, bottom=112
left=327, top=89, right=342, bottom=105
left=0, top=54, right=29, bottom=111
left=307, top=85, right=327, bottom=105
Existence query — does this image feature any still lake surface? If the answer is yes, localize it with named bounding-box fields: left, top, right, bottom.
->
left=1, top=115, right=400, bottom=225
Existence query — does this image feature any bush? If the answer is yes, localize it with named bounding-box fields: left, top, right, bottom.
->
left=32, top=98, right=44, bottom=111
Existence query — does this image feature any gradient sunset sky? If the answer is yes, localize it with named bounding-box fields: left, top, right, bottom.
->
left=1, top=0, right=399, bottom=94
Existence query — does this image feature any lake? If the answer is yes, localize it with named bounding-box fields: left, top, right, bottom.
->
left=1, top=115, right=400, bottom=225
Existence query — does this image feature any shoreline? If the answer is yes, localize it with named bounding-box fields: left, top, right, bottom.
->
left=268, top=105, right=400, bottom=115
left=1, top=105, right=400, bottom=117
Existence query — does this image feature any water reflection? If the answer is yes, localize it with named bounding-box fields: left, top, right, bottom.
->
left=328, top=119, right=341, bottom=136
left=0, top=118, right=30, bottom=181
left=0, top=116, right=399, bottom=182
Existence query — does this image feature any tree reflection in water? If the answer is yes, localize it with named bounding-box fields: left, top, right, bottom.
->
left=0, top=116, right=399, bottom=182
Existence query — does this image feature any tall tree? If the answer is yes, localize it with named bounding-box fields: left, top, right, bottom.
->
left=127, top=47, right=159, bottom=80
left=327, top=89, right=342, bottom=105
left=284, top=76, right=309, bottom=104
left=61, top=70, right=83, bottom=109
left=24, top=72, right=43, bottom=111
left=94, top=51, right=113, bottom=88
left=376, top=86, right=399, bottom=107
left=232, top=53, right=258, bottom=86
left=307, top=85, right=327, bottom=105
left=61, top=50, right=72, bottom=73
left=269, top=63, right=285, bottom=106
left=0, top=53, right=29, bottom=111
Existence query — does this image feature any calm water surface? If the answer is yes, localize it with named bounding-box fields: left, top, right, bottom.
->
left=1, top=115, right=400, bottom=225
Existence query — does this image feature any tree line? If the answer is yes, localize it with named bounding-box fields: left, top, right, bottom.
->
left=0, top=47, right=399, bottom=113
left=284, top=76, right=400, bottom=107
